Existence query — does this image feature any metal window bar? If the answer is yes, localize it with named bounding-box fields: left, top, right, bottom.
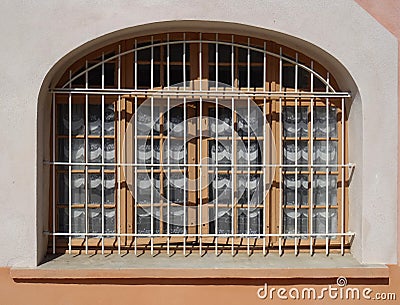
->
left=199, top=34, right=203, bottom=255
left=215, top=97, right=219, bottom=255
left=117, top=95, right=121, bottom=254
left=310, top=60, right=314, bottom=256
left=216, top=34, right=219, bottom=89
left=60, top=40, right=339, bottom=94
left=85, top=60, right=89, bottom=255
left=279, top=96, right=283, bottom=256
left=231, top=96, right=235, bottom=256
left=85, top=92, right=89, bottom=254
left=150, top=96, right=154, bottom=255
left=183, top=33, right=187, bottom=255
left=341, top=97, right=345, bottom=255
left=52, top=93, right=56, bottom=254
left=263, top=41, right=267, bottom=256
left=68, top=71, right=72, bottom=255
left=247, top=96, right=251, bottom=255
left=167, top=36, right=171, bottom=255
left=325, top=72, right=330, bottom=256
left=134, top=39, right=138, bottom=255
left=294, top=53, right=299, bottom=256
left=101, top=53, right=105, bottom=255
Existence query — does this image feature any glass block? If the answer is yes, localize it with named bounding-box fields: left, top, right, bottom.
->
left=165, top=172, right=185, bottom=203
left=237, top=174, right=263, bottom=206
left=312, top=209, right=338, bottom=238
left=163, top=139, right=184, bottom=164
left=313, top=140, right=337, bottom=171
left=105, top=209, right=116, bottom=235
left=136, top=173, right=161, bottom=204
left=237, top=141, right=262, bottom=165
left=283, top=208, right=308, bottom=237
left=104, top=173, right=115, bottom=204
left=165, top=107, right=184, bottom=137
left=137, top=207, right=160, bottom=234
left=88, top=139, right=102, bottom=164
left=104, top=138, right=115, bottom=163
left=209, top=107, right=233, bottom=137
left=209, top=141, right=232, bottom=164
left=58, top=138, right=85, bottom=163
left=313, top=106, right=337, bottom=138
left=104, top=104, right=115, bottom=136
left=88, top=173, right=102, bottom=204
left=237, top=107, right=263, bottom=136
left=136, top=106, right=160, bottom=136
left=283, top=174, right=308, bottom=206
left=283, top=140, right=308, bottom=167
left=58, top=103, right=85, bottom=136
left=237, top=208, right=263, bottom=235
left=209, top=207, right=232, bottom=234
left=163, top=206, right=185, bottom=234
left=283, top=106, right=308, bottom=138
left=209, top=173, right=232, bottom=203
left=58, top=173, right=85, bottom=205
left=88, top=104, right=101, bottom=135
left=88, top=208, right=102, bottom=234
left=312, top=175, right=337, bottom=206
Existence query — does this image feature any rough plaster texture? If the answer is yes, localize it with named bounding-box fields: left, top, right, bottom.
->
left=0, top=0, right=397, bottom=267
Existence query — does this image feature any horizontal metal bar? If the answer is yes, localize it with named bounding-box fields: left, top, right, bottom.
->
left=50, top=88, right=351, bottom=99
left=45, top=232, right=355, bottom=238
left=44, top=161, right=356, bottom=168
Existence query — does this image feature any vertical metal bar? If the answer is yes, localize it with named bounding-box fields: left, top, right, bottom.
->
left=167, top=34, right=170, bottom=88
left=231, top=37, right=235, bottom=255
left=183, top=95, right=187, bottom=256
left=279, top=47, right=282, bottom=92
left=231, top=35, right=234, bottom=89
left=215, top=97, right=219, bottom=255
left=310, top=61, right=314, bottom=256
left=199, top=33, right=202, bottom=91
left=85, top=91, right=89, bottom=254
left=294, top=53, right=299, bottom=256
left=151, top=36, right=154, bottom=90
left=52, top=93, right=56, bottom=254
left=150, top=96, right=154, bottom=255
left=101, top=53, right=105, bottom=255
left=166, top=35, right=170, bottom=254
left=325, top=72, right=330, bottom=256
left=183, top=33, right=187, bottom=255
left=263, top=41, right=267, bottom=256
left=215, top=34, right=218, bottom=89
left=134, top=95, right=138, bottom=256
left=134, top=40, right=138, bottom=90
left=134, top=40, right=138, bottom=255
left=117, top=95, right=121, bottom=255
left=278, top=99, right=283, bottom=255
left=231, top=96, right=235, bottom=256
left=167, top=96, right=170, bottom=255
left=294, top=96, right=298, bottom=256
left=183, top=33, right=186, bottom=90
left=341, top=97, right=345, bottom=255
left=247, top=97, right=250, bottom=256
left=68, top=71, right=72, bottom=254
left=247, top=38, right=250, bottom=91
left=199, top=95, right=203, bottom=255
left=278, top=56, right=283, bottom=253
left=118, top=45, right=121, bottom=90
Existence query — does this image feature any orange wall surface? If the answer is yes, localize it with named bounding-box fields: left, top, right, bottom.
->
left=1, top=2, right=400, bottom=305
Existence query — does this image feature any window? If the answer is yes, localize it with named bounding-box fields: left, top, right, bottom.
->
left=49, top=33, right=352, bottom=256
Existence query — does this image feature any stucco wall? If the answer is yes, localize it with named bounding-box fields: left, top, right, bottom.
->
left=0, top=0, right=397, bottom=267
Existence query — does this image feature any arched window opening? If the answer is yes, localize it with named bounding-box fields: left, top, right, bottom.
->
left=48, top=32, right=353, bottom=256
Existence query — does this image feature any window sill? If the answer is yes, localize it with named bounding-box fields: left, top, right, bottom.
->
left=10, top=253, right=389, bottom=282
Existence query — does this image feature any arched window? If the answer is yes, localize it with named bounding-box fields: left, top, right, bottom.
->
left=48, top=32, right=352, bottom=256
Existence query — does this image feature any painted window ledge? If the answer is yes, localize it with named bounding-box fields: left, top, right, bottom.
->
left=11, top=253, right=388, bottom=281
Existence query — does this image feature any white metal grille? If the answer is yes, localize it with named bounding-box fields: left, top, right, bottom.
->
left=47, top=33, right=355, bottom=256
